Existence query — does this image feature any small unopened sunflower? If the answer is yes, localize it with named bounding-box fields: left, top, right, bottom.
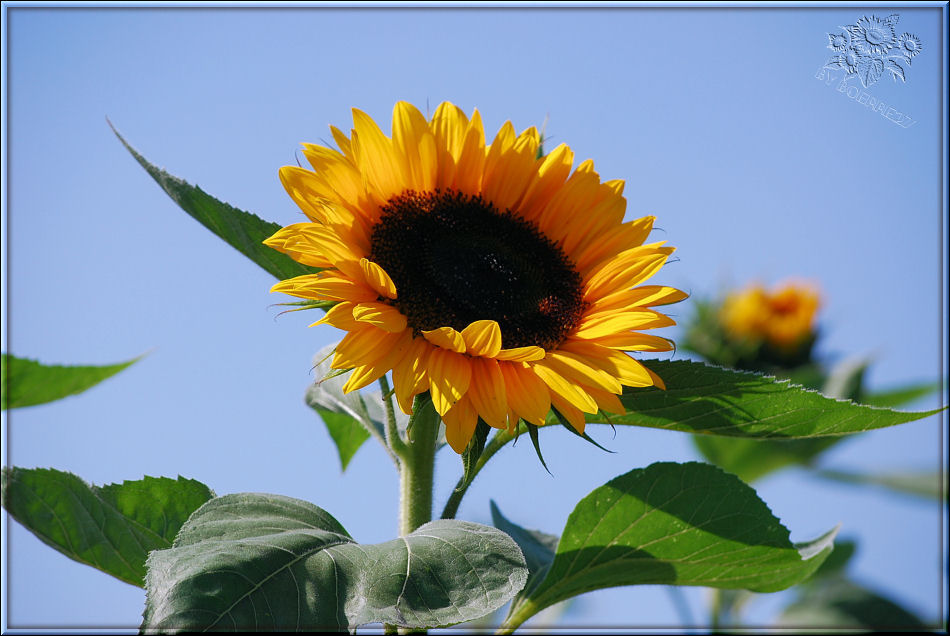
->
left=266, top=102, right=685, bottom=453
left=720, top=281, right=821, bottom=353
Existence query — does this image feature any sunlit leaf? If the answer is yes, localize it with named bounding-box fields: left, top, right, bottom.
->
left=314, top=409, right=371, bottom=471
left=110, top=121, right=317, bottom=281
left=501, top=461, right=836, bottom=631
left=861, top=381, right=943, bottom=408
left=1, top=467, right=213, bottom=587
left=2, top=353, right=141, bottom=410
left=603, top=360, right=942, bottom=439
left=143, top=493, right=528, bottom=631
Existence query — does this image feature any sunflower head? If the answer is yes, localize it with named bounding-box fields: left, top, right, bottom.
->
left=719, top=281, right=821, bottom=366
left=266, top=101, right=685, bottom=453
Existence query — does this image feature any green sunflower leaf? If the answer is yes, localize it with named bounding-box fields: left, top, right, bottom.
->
left=500, top=461, right=836, bottom=632
left=778, top=579, right=929, bottom=630
left=109, top=121, right=317, bottom=281
left=305, top=343, right=390, bottom=469
left=691, top=435, right=841, bottom=483
left=0, top=467, right=214, bottom=587
left=313, top=409, right=372, bottom=471
left=1, top=352, right=142, bottom=410
left=602, top=360, right=943, bottom=439
left=814, top=468, right=947, bottom=500
left=142, top=493, right=528, bottom=632
left=490, top=500, right=559, bottom=599
left=860, top=380, right=944, bottom=408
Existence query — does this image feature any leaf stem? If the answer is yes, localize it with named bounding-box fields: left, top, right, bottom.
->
left=378, top=375, right=408, bottom=458
left=496, top=597, right=538, bottom=634
left=440, top=425, right=521, bottom=520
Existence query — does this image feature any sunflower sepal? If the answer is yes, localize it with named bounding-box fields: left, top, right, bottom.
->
left=523, top=421, right=552, bottom=475
left=551, top=407, right=615, bottom=454
left=459, top=418, right=492, bottom=492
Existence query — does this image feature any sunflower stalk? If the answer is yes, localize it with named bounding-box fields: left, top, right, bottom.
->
left=398, top=393, right=439, bottom=537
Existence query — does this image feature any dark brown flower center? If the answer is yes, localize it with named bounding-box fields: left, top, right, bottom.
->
left=369, top=190, right=587, bottom=350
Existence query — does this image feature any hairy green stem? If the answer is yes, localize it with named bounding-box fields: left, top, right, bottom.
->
left=399, top=394, right=439, bottom=536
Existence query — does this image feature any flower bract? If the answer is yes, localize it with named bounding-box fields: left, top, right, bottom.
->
left=266, top=102, right=685, bottom=453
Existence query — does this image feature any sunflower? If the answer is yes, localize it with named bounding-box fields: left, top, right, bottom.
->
left=720, top=281, right=820, bottom=353
left=266, top=102, right=685, bottom=453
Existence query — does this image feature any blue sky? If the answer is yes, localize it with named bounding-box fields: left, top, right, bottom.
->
left=2, top=4, right=947, bottom=631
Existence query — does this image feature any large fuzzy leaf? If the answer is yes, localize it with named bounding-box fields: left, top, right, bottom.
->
left=110, top=121, right=316, bottom=281
left=501, top=461, right=836, bottom=631
left=1, top=467, right=213, bottom=586
left=143, top=493, right=527, bottom=632
left=2, top=353, right=141, bottom=410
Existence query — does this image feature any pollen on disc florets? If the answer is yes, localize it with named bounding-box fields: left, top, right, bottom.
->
left=369, top=189, right=587, bottom=350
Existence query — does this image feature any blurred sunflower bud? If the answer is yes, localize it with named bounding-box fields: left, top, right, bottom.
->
left=683, top=280, right=821, bottom=373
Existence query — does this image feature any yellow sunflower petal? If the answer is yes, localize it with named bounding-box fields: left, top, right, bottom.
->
left=460, top=319, right=502, bottom=358
left=583, top=244, right=675, bottom=301
left=358, top=258, right=398, bottom=300
left=442, top=395, right=479, bottom=454
left=482, top=126, right=540, bottom=213
left=453, top=109, right=486, bottom=194
left=351, top=108, right=403, bottom=203
left=271, top=272, right=377, bottom=303
left=422, top=326, right=467, bottom=353
left=532, top=361, right=599, bottom=414
left=342, top=330, right=413, bottom=393
left=393, top=101, right=437, bottom=193
left=427, top=347, right=472, bottom=416
left=555, top=340, right=656, bottom=388
left=392, top=337, right=430, bottom=415
left=333, top=325, right=403, bottom=370
left=543, top=351, right=623, bottom=395
left=575, top=332, right=675, bottom=352
left=495, top=346, right=546, bottom=362
left=429, top=102, right=466, bottom=189
left=498, top=362, right=550, bottom=427
left=467, top=358, right=507, bottom=429
left=517, top=143, right=574, bottom=220
left=573, top=309, right=676, bottom=340
left=329, top=125, right=356, bottom=163
left=550, top=392, right=587, bottom=435
left=352, top=302, right=408, bottom=333
left=584, top=385, right=626, bottom=415
left=588, top=285, right=688, bottom=315
left=311, top=301, right=359, bottom=330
